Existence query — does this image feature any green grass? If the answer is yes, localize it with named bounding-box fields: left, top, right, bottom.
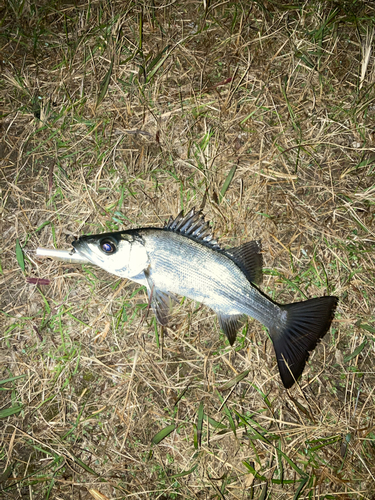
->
left=1, top=0, right=375, bottom=498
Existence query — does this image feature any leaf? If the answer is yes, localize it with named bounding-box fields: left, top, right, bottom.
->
left=218, top=369, right=250, bottom=391
left=242, top=460, right=297, bottom=485
left=151, top=423, right=176, bottom=444
left=0, top=375, right=26, bottom=385
left=96, top=57, right=114, bottom=108
left=277, top=441, right=284, bottom=486
left=219, top=164, right=237, bottom=203
left=204, top=415, right=227, bottom=430
left=234, top=409, right=306, bottom=477
left=0, top=465, right=12, bottom=485
left=193, top=423, right=198, bottom=450
left=233, top=409, right=269, bottom=434
left=145, top=46, right=171, bottom=83
left=146, top=45, right=170, bottom=74
left=281, top=451, right=306, bottom=477
left=359, top=323, right=375, bottom=334
left=293, top=475, right=309, bottom=500
left=259, top=481, right=268, bottom=500
left=344, top=340, right=367, bottom=363
left=16, top=239, right=25, bottom=272
left=171, top=463, right=198, bottom=478
left=153, top=317, right=160, bottom=349
left=251, top=383, right=272, bottom=409
left=38, top=290, right=51, bottom=315
left=34, top=220, right=51, bottom=232
left=196, top=401, right=204, bottom=448
left=243, top=461, right=268, bottom=481
left=234, top=410, right=268, bottom=443
left=216, top=391, right=236, bottom=435
left=288, top=395, right=314, bottom=421
left=307, top=435, right=341, bottom=451
left=0, top=405, right=23, bottom=418
left=72, top=454, right=99, bottom=476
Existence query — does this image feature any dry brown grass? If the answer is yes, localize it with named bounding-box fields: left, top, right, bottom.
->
left=1, top=1, right=375, bottom=498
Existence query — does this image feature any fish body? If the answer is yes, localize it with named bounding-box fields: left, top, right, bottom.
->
left=72, top=208, right=338, bottom=388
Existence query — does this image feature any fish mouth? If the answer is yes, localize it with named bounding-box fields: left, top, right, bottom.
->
left=71, top=238, right=88, bottom=256
left=67, top=247, right=92, bottom=264
left=71, top=239, right=91, bottom=259
left=71, top=238, right=106, bottom=265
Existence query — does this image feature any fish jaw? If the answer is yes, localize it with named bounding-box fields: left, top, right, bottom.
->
left=72, top=232, right=149, bottom=279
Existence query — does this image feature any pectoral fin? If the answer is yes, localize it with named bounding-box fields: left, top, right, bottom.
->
left=217, top=313, right=244, bottom=345
left=144, top=271, right=177, bottom=325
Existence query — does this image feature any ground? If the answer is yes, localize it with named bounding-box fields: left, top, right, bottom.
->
left=1, top=1, right=375, bottom=499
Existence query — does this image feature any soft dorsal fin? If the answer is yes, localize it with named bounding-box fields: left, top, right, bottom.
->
left=164, top=208, right=221, bottom=250
left=225, top=240, right=263, bottom=285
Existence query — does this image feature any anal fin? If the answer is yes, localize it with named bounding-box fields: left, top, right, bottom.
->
left=217, top=313, right=244, bottom=345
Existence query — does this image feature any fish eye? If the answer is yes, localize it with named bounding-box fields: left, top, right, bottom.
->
left=100, top=239, right=116, bottom=254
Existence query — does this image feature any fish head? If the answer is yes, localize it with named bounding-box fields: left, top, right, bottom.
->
left=71, top=231, right=149, bottom=278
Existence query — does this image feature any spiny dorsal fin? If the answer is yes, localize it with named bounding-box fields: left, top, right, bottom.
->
left=164, top=208, right=221, bottom=250
left=225, top=240, right=263, bottom=285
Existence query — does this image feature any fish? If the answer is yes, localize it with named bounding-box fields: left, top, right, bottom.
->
left=71, top=208, right=338, bottom=388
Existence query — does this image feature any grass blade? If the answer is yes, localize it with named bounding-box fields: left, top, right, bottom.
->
left=96, top=56, right=114, bottom=108
left=0, top=405, right=23, bottom=418
left=193, top=423, right=198, bottom=449
left=219, top=164, right=237, bottom=203
left=204, top=415, right=227, bottom=430
left=15, top=238, right=25, bottom=272
left=234, top=409, right=306, bottom=477
left=72, top=455, right=99, bottom=476
left=259, top=481, right=268, bottom=500
left=151, top=423, right=176, bottom=445
left=243, top=460, right=268, bottom=481
left=344, top=340, right=367, bottom=363
left=171, top=463, right=198, bottom=479
left=0, top=375, right=26, bottom=385
left=196, top=400, right=204, bottom=448
left=359, top=323, right=375, bottom=334
left=293, top=475, right=309, bottom=500
left=145, top=47, right=171, bottom=83
left=216, top=391, right=236, bottom=435
left=218, top=369, right=250, bottom=391
left=145, top=45, right=170, bottom=81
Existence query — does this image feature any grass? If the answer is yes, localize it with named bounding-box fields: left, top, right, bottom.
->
left=1, top=0, right=375, bottom=498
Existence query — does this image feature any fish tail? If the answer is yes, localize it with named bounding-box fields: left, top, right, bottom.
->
left=269, top=296, right=338, bottom=388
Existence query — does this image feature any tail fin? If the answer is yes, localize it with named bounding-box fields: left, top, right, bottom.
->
left=270, top=297, right=338, bottom=388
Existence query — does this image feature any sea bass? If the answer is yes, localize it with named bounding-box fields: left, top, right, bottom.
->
left=72, top=208, right=338, bottom=388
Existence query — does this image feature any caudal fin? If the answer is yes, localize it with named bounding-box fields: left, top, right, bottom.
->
left=270, top=296, right=338, bottom=388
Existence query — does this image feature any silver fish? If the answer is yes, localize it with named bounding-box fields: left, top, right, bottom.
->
left=72, top=208, right=338, bottom=388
